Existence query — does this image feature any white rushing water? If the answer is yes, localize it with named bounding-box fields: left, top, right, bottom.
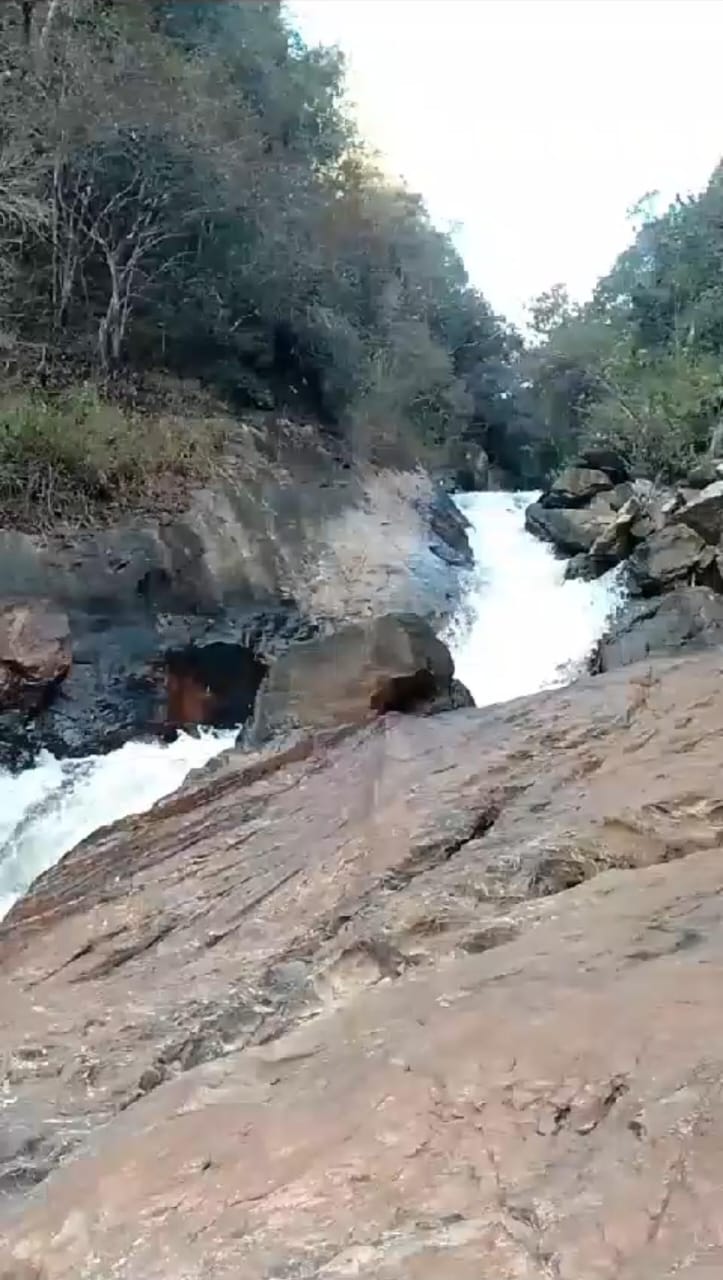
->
left=0, top=729, right=237, bottom=919
left=0, top=490, right=623, bottom=920
left=445, top=490, right=624, bottom=706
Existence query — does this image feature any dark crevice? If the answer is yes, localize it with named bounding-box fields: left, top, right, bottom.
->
left=164, top=641, right=267, bottom=730
left=69, top=920, right=176, bottom=982
left=381, top=799, right=505, bottom=892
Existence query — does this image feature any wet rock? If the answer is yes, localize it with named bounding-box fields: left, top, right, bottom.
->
left=0, top=601, right=71, bottom=713
left=525, top=495, right=615, bottom=554
left=251, top=613, right=459, bottom=742
left=592, top=586, right=723, bottom=671
left=539, top=466, right=613, bottom=509
left=627, top=522, right=711, bottom=596
left=165, top=643, right=267, bottom=731
left=423, top=486, right=472, bottom=565
left=0, top=431, right=468, bottom=763
left=674, top=480, right=723, bottom=544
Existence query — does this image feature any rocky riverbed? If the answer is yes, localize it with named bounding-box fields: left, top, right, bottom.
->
left=526, top=446, right=723, bottom=671
left=4, top=645, right=723, bottom=1275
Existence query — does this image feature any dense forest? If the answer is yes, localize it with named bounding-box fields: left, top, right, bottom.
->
left=522, top=174, right=723, bottom=483
left=0, top=0, right=520, bottom=520
left=2, top=0, right=722, bottom=522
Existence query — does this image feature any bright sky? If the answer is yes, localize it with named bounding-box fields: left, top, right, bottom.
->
left=291, top=0, right=723, bottom=326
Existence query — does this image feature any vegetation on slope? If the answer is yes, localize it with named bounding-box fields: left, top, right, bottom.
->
left=0, top=0, right=518, bottom=520
left=522, top=176, right=723, bottom=481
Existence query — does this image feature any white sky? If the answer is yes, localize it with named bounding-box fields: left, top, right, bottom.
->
left=290, top=0, right=723, bottom=326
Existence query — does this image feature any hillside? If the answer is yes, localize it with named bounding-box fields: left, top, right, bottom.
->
left=0, top=0, right=519, bottom=520
left=521, top=174, right=723, bottom=482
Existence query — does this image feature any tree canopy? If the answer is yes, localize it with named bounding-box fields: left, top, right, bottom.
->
left=0, top=0, right=516, bottom=472
left=522, top=169, right=723, bottom=481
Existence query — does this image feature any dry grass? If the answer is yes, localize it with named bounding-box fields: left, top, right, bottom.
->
left=0, top=385, right=226, bottom=529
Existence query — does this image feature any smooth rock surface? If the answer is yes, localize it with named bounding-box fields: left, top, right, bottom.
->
left=251, top=613, right=459, bottom=742
left=5, top=653, right=723, bottom=1273
left=592, top=585, right=723, bottom=670
left=525, top=494, right=616, bottom=554
left=540, top=466, right=613, bottom=509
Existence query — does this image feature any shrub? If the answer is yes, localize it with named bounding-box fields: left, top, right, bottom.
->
left=0, top=386, right=223, bottom=528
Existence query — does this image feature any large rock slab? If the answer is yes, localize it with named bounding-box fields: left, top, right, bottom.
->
left=251, top=613, right=460, bottom=742
left=592, top=585, right=723, bottom=671
left=5, top=654, right=723, bottom=1273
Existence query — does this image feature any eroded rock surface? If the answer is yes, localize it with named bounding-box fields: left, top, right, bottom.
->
left=4, top=651, right=723, bottom=1274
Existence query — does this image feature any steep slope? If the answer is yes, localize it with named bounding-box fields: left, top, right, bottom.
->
left=3, top=648, right=723, bottom=1275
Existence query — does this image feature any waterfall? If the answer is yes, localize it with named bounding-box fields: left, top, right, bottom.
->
left=0, top=729, right=237, bottom=919
left=0, top=492, right=623, bottom=920
left=445, top=490, right=624, bottom=705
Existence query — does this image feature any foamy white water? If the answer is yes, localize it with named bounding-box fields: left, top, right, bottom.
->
left=446, top=490, right=624, bottom=706
left=0, top=491, right=623, bottom=920
left=0, top=729, right=236, bottom=919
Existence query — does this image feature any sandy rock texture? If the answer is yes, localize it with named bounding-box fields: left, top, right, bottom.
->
left=3, top=648, right=723, bottom=1275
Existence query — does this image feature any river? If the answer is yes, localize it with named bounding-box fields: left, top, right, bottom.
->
left=0, top=492, right=623, bottom=919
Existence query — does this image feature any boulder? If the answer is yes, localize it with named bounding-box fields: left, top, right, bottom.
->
left=525, top=494, right=616, bottom=554
left=251, top=613, right=467, bottom=743
left=592, top=586, right=723, bottom=672
left=687, top=458, right=723, bottom=489
left=564, top=497, right=642, bottom=581
left=675, top=480, right=723, bottom=544
left=627, top=523, right=712, bottom=597
left=0, top=600, right=71, bottom=713
left=607, top=480, right=635, bottom=511
left=539, top=466, right=613, bottom=509
left=576, top=445, right=630, bottom=483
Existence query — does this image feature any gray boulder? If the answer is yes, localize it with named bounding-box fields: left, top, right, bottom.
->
left=564, top=497, right=642, bottom=581
left=627, top=524, right=712, bottom=597
left=674, top=480, right=723, bottom=544
left=251, top=613, right=470, bottom=743
left=540, top=466, right=613, bottom=509
left=525, top=495, right=616, bottom=555
left=593, top=586, right=723, bottom=672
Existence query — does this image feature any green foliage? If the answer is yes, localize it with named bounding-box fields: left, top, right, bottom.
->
left=0, top=386, right=223, bottom=527
left=522, top=164, right=723, bottom=481
left=0, top=0, right=514, bottom=498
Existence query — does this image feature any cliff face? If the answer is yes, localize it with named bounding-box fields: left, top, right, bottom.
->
left=3, top=647, right=723, bottom=1276
left=0, top=423, right=470, bottom=765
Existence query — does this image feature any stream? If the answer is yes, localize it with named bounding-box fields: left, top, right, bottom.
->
left=0, top=491, right=623, bottom=919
